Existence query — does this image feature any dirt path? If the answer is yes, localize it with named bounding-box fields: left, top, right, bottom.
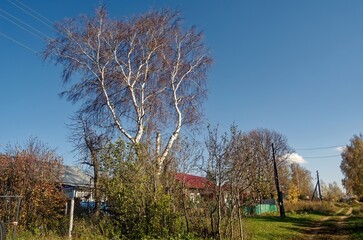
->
left=304, top=207, right=353, bottom=240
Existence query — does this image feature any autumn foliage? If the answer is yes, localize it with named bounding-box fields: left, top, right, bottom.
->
left=0, top=139, right=66, bottom=232
left=341, top=134, right=363, bottom=197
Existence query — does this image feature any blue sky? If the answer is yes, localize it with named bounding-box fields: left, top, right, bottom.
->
left=1, top=0, right=363, bottom=189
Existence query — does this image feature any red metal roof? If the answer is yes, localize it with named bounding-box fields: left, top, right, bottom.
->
left=175, top=173, right=214, bottom=190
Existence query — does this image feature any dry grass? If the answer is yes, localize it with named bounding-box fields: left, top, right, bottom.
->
left=284, top=200, right=338, bottom=215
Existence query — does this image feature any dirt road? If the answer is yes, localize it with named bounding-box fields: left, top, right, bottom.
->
left=304, top=207, right=353, bottom=240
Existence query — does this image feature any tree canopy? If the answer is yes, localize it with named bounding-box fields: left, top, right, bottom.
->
left=44, top=8, right=212, bottom=172
left=340, top=134, right=363, bottom=196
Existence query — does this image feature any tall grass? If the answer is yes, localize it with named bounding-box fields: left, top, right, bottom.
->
left=284, top=200, right=338, bottom=215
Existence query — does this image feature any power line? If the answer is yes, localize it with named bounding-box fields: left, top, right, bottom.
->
left=0, top=32, right=37, bottom=53
left=0, top=10, right=45, bottom=40
left=0, top=8, right=49, bottom=39
left=7, top=0, right=54, bottom=29
left=12, top=0, right=54, bottom=25
left=295, top=145, right=344, bottom=151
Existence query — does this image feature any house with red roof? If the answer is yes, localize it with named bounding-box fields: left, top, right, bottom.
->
left=175, top=173, right=214, bottom=202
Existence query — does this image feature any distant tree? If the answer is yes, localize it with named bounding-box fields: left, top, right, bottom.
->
left=44, top=8, right=212, bottom=174
left=288, top=184, right=300, bottom=203
left=246, top=129, right=292, bottom=200
left=340, top=134, right=363, bottom=196
left=289, top=163, right=313, bottom=199
left=321, top=181, right=344, bottom=201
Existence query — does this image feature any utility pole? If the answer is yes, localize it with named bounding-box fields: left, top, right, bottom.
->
left=272, top=143, right=286, bottom=218
left=317, top=171, right=322, bottom=201
left=311, top=170, right=323, bottom=201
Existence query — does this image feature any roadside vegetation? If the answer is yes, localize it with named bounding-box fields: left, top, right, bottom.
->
left=12, top=201, right=363, bottom=239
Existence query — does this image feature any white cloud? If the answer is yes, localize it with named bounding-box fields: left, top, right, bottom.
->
left=286, top=153, right=307, bottom=164
left=335, top=146, right=346, bottom=152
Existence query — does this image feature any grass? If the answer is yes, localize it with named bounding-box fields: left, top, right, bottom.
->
left=9, top=218, right=108, bottom=240
left=242, top=200, right=337, bottom=239
left=284, top=200, right=338, bottom=215
left=13, top=214, right=320, bottom=240
left=345, top=211, right=363, bottom=240
left=244, top=212, right=324, bottom=240
left=11, top=232, right=65, bottom=240
left=244, top=201, right=363, bottom=240
left=14, top=230, right=107, bottom=240
left=347, top=217, right=363, bottom=239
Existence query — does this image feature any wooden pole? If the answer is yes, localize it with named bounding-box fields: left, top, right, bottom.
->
left=272, top=143, right=286, bottom=218
left=317, top=171, right=323, bottom=201
left=311, top=182, right=318, bottom=201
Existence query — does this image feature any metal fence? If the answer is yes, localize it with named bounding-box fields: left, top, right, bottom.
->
left=0, top=196, right=22, bottom=240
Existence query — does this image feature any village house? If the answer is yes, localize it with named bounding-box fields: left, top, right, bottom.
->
left=175, top=173, right=214, bottom=202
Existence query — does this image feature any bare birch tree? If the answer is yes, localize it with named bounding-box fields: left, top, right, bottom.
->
left=44, top=8, right=212, bottom=173
left=205, top=125, right=259, bottom=239
left=205, top=125, right=235, bottom=239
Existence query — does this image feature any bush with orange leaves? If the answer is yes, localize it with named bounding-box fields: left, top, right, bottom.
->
left=0, top=138, right=66, bottom=234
